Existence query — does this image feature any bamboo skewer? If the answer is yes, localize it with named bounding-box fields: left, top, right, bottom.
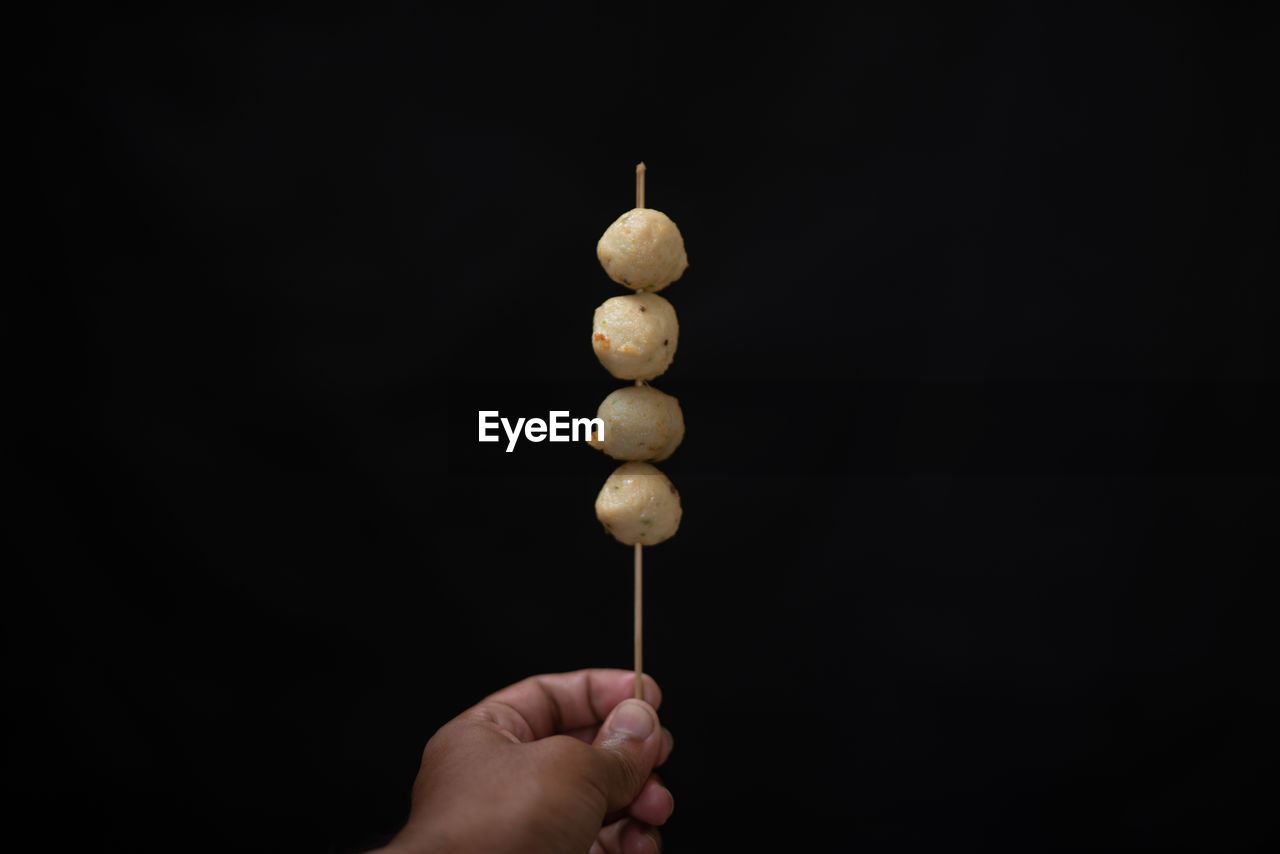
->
left=633, top=161, right=646, bottom=700
left=634, top=542, right=643, bottom=699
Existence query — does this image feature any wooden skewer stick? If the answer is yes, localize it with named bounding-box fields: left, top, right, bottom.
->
left=634, top=542, right=643, bottom=699
left=633, top=160, right=646, bottom=701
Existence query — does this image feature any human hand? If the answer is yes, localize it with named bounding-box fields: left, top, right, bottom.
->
left=374, top=669, right=675, bottom=854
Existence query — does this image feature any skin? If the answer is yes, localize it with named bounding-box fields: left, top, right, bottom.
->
left=372, top=669, right=675, bottom=854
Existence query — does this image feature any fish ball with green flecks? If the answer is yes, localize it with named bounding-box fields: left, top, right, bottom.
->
left=595, top=461, right=682, bottom=546
left=591, top=293, right=678, bottom=381
left=588, top=384, right=684, bottom=462
left=597, top=208, right=688, bottom=292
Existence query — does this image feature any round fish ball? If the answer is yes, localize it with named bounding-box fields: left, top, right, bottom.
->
left=591, top=293, right=678, bottom=381
left=588, top=385, right=685, bottom=462
left=595, top=462, right=682, bottom=546
left=597, top=208, right=688, bottom=292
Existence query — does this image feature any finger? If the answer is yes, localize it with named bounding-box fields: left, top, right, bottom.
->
left=658, top=727, right=674, bottom=766
left=627, top=773, right=674, bottom=827
left=595, top=817, right=627, bottom=854
left=589, top=698, right=666, bottom=812
left=476, top=669, right=662, bottom=742
left=600, top=772, right=666, bottom=827
left=566, top=717, right=670, bottom=749
left=620, top=819, right=662, bottom=854
left=596, top=818, right=661, bottom=854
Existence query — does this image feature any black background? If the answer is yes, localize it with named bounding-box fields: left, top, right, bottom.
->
left=17, top=3, right=1277, bottom=851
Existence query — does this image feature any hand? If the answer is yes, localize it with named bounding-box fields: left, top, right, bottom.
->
left=375, top=669, right=675, bottom=854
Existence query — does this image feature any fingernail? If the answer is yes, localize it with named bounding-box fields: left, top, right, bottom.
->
left=607, top=699, right=656, bottom=739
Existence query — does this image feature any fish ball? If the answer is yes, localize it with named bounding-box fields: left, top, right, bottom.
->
left=591, top=293, right=678, bottom=381
left=588, top=385, right=685, bottom=462
left=597, top=208, right=688, bottom=292
left=595, top=462, right=682, bottom=546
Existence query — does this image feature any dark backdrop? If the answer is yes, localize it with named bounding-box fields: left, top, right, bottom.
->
left=17, top=3, right=1276, bottom=851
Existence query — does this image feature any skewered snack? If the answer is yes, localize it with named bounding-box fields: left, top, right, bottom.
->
left=595, top=462, right=683, bottom=546
left=590, top=163, right=685, bottom=699
left=597, top=208, right=689, bottom=292
left=588, top=384, right=685, bottom=461
left=591, top=293, right=679, bottom=380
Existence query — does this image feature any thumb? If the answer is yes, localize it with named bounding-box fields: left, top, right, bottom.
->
left=587, top=698, right=665, bottom=812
